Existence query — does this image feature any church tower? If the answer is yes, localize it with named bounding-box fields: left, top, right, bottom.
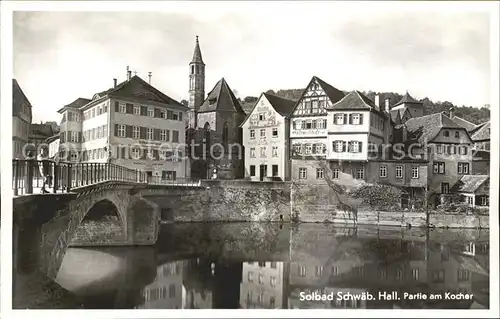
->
left=188, top=36, right=205, bottom=129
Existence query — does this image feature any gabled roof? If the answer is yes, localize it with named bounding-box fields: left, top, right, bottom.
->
left=12, top=79, right=33, bottom=117
left=314, top=76, right=345, bottom=104
left=190, top=36, right=204, bottom=65
left=451, top=116, right=477, bottom=132
left=198, top=78, right=245, bottom=114
left=108, top=75, right=186, bottom=108
left=327, top=91, right=386, bottom=117
left=404, top=112, right=466, bottom=143
left=390, top=109, right=402, bottom=124
left=263, top=92, right=296, bottom=117
left=452, top=175, right=489, bottom=193
left=471, top=121, right=490, bottom=141
left=290, top=76, right=345, bottom=116
left=240, top=92, right=296, bottom=127
left=393, top=92, right=423, bottom=107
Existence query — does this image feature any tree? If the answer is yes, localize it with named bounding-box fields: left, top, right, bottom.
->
left=181, top=99, right=188, bottom=107
left=348, top=183, right=403, bottom=212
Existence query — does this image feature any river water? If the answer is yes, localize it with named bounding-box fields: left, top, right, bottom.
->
left=54, top=223, right=490, bottom=309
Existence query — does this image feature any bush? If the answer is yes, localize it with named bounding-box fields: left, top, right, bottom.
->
left=348, top=183, right=403, bottom=211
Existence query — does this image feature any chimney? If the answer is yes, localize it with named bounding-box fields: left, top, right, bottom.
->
left=374, top=94, right=380, bottom=108
left=126, top=65, right=131, bottom=81
left=148, top=72, right=152, bottom=84
left=113, top=78, right=117, bottom=88
left=384, top=98, right=390, bottom=112
left=449, top=107, right=454, bottom=119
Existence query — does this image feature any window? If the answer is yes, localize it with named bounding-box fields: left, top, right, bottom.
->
left=250, top=130, right=255, bottom=139
left=260, top=147, right=267, bottom=158
left=270, top=296, right=276, bottom=308
left=379, top=165, right=387, bottom=178
left=315, top=144, right=323, bottom=154
left=70, top=152, right=78, bottom=161
left=396, top=269, right=404, bottom=281
left=448, top=145, right=456, bottom=155
left=134, top=106, right=140, bottom=115
left=259, top=113, right=266, bottom=121
left=349, top=141, right=361, bottom=153
left=433, top=162, right=445, bottom=174
left=457, top=268, right=470, bottom=282
left=272, top=146, right=278, bottom=157
left=270, top=276, right=277, bottom=287
left=334, top=140, right=344, bottom=153
left=441, top=182, right=450, bottom=194
left=334, top=113, right=345, bottom=124
left=356, top=168, right=364, bottom=180
left=250, top=148, right=256, bottom=158
left=316, top=168, right=324, bottom=179
left=458, top=162, right=469, bottom=174
left=443, top=130, right=449, bottom=137
left=272, top=165, right=278, bottom=176
left=481, top=196, right=489, bottom=206
left=260, top=129, right=266, bottom=138
left=298, top=265, right=307, bottom=277
left=395, top=165, right=403, bottom=179
left=436, top=144, right=443, bottom=154
left=411, top=166, right=419, bottom=179
left=250, top=165, right=256, bottom=176
left=333, top=168, right=340, bottom=179
left=158, top=129, right=166, bottom=141
left=293, top=144, right=301, bottom=155
left=131, top=147, right=140, bottom=159
left=119, top=104, right=126, bottom=113
left=222, top=122, right=228, bottom=144
left=172, top=112, right=179, bottom=120
left=317, top=119, right=327, bottom=129
left=172, top=130, right=179, bottom=142
left=412, top=269, right=419, bottom=281
left=270, top=262, right=277, bottom=269
left=315, top=266, right=323, bottom=277
left=148, top=108, right=154, bottom=117
left=117, top=124, right=125, bottom=137
left=455, top=131, right=460, bottom=138
left=351, top=113, right=362, bottom=125
left=378, top=268, right=387, bottom=280
left=293, top=120, right=302, bottom=130
left=70, top=131, right=78, bottom=143
left=459, top=145, right=468, bottom=155
left=299, top=168, right=307, bottom=179
left=272, top=128, right=278, bottom=137
left=147, top=128, right=153, bottom=140
left=305, top=144, right=312, bottom=155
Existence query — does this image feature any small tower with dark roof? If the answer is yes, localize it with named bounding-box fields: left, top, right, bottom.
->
left=391, top=91, right=424, bottom=122
left=188, top=35, right=205, bottom=128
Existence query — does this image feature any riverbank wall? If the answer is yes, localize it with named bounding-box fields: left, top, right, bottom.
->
left=151, top=180, right=489, bottom=228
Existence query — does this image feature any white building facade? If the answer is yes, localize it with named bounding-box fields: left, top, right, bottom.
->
left=241, top=93, right=296, bottom=181
left=57, top=75, right=189, bottom=180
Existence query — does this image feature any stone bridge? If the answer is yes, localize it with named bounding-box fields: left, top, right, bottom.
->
left=13, top=180, right=208, bottom=282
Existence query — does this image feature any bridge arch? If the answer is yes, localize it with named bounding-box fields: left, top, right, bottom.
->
left=70, top=198, right=128, bottom=246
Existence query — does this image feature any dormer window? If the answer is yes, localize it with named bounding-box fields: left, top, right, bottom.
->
left=455, top=131, right=459, bottom=138
left=209, top=98, right=217, bottom=105
left=443, top=130, right=450, bottom=137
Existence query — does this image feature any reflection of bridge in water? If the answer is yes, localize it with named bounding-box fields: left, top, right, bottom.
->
left=48, top=223, right=489, bottom=309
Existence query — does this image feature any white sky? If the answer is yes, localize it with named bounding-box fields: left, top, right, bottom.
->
left=12, top=1, right=494, bottom=123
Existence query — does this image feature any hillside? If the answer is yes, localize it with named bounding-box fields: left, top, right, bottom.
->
left=256, top=89, right=490, bottom=125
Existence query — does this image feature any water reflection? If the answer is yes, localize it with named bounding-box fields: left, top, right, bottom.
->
left=54, top=223, right=489, bottom=309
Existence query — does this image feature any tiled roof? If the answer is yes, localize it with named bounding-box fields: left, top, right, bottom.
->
left=452, top=175, right=489, bottom=193
left=393, top=92, right=423, bottom=107
left=263, top=92, right=296, bottom=117
left=191, top=36, right=204, bottom=64
left=471, top=121, right=490, bottom=141
left=451, top=116, right=477, bottom=132
left=198, top=78, right=245, bottom=113
left=404, top=112, right=463, bottom=143
left=240, top=92, right=296, bottom=127
left=12, top=79, right=32, bottom=117
left=314, top=76, right=345, bottom=104
left=328, top=90, right=381, bottom=112
left=64, top=97, right=91, bottom=109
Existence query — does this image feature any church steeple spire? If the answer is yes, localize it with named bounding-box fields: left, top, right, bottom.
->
left=191, top=35, right=204, bottom=64
left=188, top=35, right=206, bottom=129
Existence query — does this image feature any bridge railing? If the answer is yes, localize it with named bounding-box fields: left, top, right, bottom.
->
left=12, top=159, right=148, bottom=195
left=12, top=159, right=201, bottom=195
